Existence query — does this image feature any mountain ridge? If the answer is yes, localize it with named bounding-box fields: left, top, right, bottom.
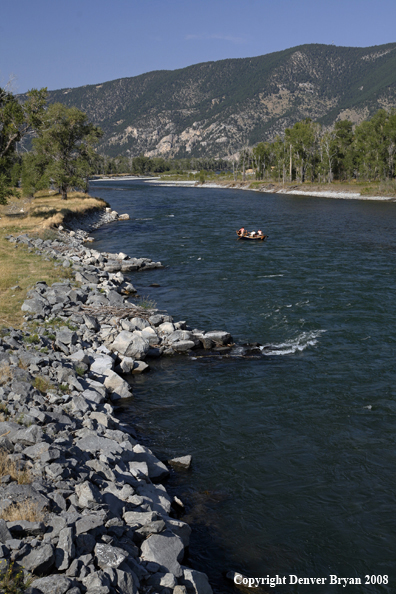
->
left=31, top=42, right=396, bottom=158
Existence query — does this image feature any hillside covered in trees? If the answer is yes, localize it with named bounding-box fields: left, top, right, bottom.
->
left=27, top=42, right=396, bottom=159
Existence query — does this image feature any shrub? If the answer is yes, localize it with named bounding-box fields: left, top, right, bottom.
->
left=137, top=296, right=157, bottom=310
left=0, top=449, right=31, bottom=485
left=32, top=376, right=53, bottom=394
left=0, top=560, right=33, bottom=594
left=23, top=334, right=40, bottom=344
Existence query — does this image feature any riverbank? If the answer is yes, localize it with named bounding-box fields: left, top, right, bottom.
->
left=0, top=199, right=239, bottom=594
left=146, top=179, right=396, bottom=201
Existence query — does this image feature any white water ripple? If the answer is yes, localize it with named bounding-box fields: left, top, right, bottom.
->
left=260, top=330, right=326, bottom=356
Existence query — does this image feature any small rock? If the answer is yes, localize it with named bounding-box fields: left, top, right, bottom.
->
left=168, top=455, right=192, bottom=470
left=75, top=481, right=102, bottom=508
left=95, top=543, right=128, bottom=569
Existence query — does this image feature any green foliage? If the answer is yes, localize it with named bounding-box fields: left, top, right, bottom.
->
left=0, top=174, right=20, bottom=205
left=0, top=560, right=33, bottom=594
left=33, top=376, right=53, bottom=394
left=199, top=170, right=205, bottom=183
left=10, top=162, right=21, bottom=187
left=0, top=87, right=47, bottom=203
left=23, top=333, right=40, bottom=344
left=248, top=108, right=396, bottom=186
left=74, top=366, right=86, bottom=377
left=30, top=103, right=102, bottom=200
left=137, top=295, right=157, bottom=310
left=21, top=152, right=50, bottom=197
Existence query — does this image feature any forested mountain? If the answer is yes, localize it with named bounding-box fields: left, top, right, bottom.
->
left=32, top=43, right=396, bottom=158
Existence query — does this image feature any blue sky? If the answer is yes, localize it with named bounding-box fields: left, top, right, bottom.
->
left=2, top=0, right=396, bottom=93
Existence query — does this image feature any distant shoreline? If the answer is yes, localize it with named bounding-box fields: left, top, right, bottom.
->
left=145, top=179, right=396, bottom=202
left=90, top=176, right=396, bottom=202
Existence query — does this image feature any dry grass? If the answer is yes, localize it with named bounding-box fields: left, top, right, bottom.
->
left=0, top=190, right=107, bottom=232
left=0, top=500, right=44, bottom=522
left=32, top=376, right=53, bottom=394
left=0, top=450, right=31, bottom=485
left=0, top=190, right=106, bottom=328
left=0, top=364, right=12, bottom=386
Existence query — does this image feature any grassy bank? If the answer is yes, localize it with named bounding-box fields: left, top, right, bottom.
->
left=0, top=190, right=106, bottom=328
left=154, top=173, right=396, bottom=197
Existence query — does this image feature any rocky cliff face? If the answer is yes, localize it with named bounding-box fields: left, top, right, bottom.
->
left=37, top=42, right=396, bottom=158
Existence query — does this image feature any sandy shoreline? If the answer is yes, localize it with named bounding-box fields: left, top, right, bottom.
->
left=143, top=179, right=396, bottom=201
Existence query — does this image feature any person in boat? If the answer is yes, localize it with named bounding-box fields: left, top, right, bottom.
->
left=250, top=231, right=256, bottom=237
left=237, top=227, right=246, bottom=237
left=257, top=229, right=263, bottom=236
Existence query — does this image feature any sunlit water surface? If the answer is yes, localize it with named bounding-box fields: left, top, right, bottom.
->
left=89, top=180, right=396, bottom=593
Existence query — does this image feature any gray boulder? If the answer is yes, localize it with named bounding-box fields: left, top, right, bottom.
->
left=76, top=434, right=123, bottom=457
left=158, top=322, right=176, bottom=335
left=31, top=576, right=72, bottom=594
left=132, top=444, right=169, bottom=482
left=116, top=568, right=139, bottom=594
left=181, top=567, right=213, bottom=594
left=7, top=521, right=45, bottom=537
left=20, top=543, right=55, bottom=574
left=90, top=355, right=114, bottom=375
left=167, top=330, right=192, bottom=344
left=172, top=340, right=196, bottom=352
left=129, top=317, right=150, bottom=331
left=110, top=331, right=149, bottom=360
left=55, top=527, right=75, bottom=570
left=56, top=327, right=77, bottom=345
left=104, top=260, right=122, bottom=273
left=71, top=395, right=92, bottom=414
left=123, top=511, right=158, bottom=527
left=203, top=331, right=232, bottom=345
left=12, top=424, right=43, bottom=445
left=69, top=350, right=90, bottom=365
left=21, top=298, right=47, bottom=315
left=118, top=357, right=135, bottom=374
left=84, top=314, right=100, bottom=331
left=0, top=519, right=11, bottom=543
left=168, top=455, right=192, bottom=470
left=140, top=530, right=184, bottom=577
left=76, top=513, right=107, bottom=536
left=75, top=481, right=102, bottom=508
left=107, top=291, right=124, bottom=306
left=103, top=370, right=131, bottom=399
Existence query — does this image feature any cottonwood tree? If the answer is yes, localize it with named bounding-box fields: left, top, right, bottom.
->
left=285, top=119, right=320, bottom=182
left=0, top=86, right=47, bottom=203
left=320, top=130, right=337, bottom=183
left=252, top=142, right=271, bottom=180
left=31, top=103, right=102, bottom=199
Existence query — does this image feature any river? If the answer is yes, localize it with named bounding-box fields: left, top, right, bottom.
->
left=89, top=179, right=396, bottom=593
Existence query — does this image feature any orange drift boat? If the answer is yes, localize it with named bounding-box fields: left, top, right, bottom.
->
left=236, top=230, right=268, bottom=241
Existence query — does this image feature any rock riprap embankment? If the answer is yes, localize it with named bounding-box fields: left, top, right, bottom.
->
left=0, top=220, right=233, bottom=594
